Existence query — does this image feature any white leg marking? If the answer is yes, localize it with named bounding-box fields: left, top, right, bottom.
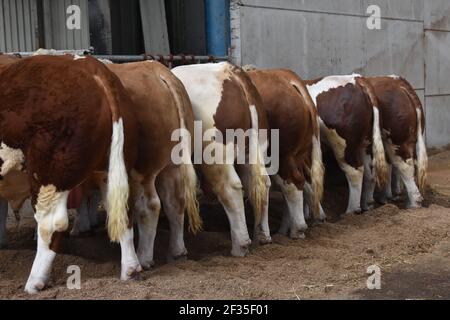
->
left=25, top=186, right=69, bottom=294
left=120, top=228, right=142, bottom=280
left=304, top=182, right=326, bottom=221
left=340, top=163, right=364, bottom=214
left=384, top=142, right=422, bottom=208
left=273, top=175, right=307, bottom=239
left=202, top=163, right=251, bottom=257
left=362, top=153, right=376, bottom=211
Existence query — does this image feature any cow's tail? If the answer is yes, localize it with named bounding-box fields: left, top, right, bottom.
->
left=93, top=73, right=130, bottom=243
left=160, top=74, right=202, bottom=234
left=415, top=107, right=427, bottom=192
left=233, top=67, right=268, bottom=226
left=358, top=78, right=388, bottom=187
left=398, top=78, right=428, bottom=192
left=291, top=78, right=324, bottom=217
left=106, top=117, right=130, bottom=242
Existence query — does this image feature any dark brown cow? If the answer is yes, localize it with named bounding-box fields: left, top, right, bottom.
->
left=0, top=55, right=140, bottom=293
left=245, top=68, right=324, bottom=238
left=173, top=62, right=271, bottom=256
left=304, top=75, right=388, bottom=214
left=366, top=76, right=427, bottom=208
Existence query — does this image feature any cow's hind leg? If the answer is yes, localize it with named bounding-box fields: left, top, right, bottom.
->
left=134, top=175, right=161, bottom=270
left=304, top=183, right=326, bottom=222
left=361, top=153, right=376, bottom=211
left=156, top=165, right=188, bottom=262
left=339, top=161, right=364, bottom=214
left=0, top=198, right=8, bottom=248
left=273, top=175, right=307, bottom=239
left=25, top=186, right=69, bottom=294
left=236, top=164, right=272, bottom=245
left=385, top=143, right=422, bottom=208
left=70, top=197, right=91, bottom=236
left=201, top=163, right=251, bottom=257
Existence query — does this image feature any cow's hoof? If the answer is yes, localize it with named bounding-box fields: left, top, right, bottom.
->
left=231, top=239, right=251, bottom=257
left=362, top=205, right=374, bottom=212
left=138, top=259, right=154, bottom=271
left=406, top=202, right=422, bottom=209
left=24, top=278, right=47, bottom=294
left=345, top=208, right=362, bottom=215
left=121, top=264, right=143, bottom=280
left=167, top=250, right=188, bottom=263
left=290, top=231, right=306, bottom=240
left=255, top=232, right=272, bottom=245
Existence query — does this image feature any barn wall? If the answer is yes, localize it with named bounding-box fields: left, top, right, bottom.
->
left=231, top=0, right=450, bottom=147
left=0, top=0, right=39, bottom=52
left=42, top=0, right=90, bottom=50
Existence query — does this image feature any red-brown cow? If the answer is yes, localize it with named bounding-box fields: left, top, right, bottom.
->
left=106, top=61, right=200, bottom=267
left=0, top=55, right=140, bottom=293
left=366, top=76, right=427, bottom=208
left=305, top=75, right=388, bottom=214
left=245, top=68, right=324, bottom=238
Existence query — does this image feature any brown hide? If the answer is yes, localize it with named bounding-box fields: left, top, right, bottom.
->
left=107, top=61, right=194, bottom=180
left=0, top=55, right=137, bottom=198
left=304, top=78, right=373, bottom=169
left=367, top=76, right=423, bottom=160
left=247, top=69, right=317, bottom=189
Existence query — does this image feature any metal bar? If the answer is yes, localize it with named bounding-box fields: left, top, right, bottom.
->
left=3, top=50, right=229, bottom=63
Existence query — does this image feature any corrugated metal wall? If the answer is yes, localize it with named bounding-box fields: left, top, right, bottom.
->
left=0, top=0, right=39, bottom=52
left=231, top=0, right=450, bottom=148
left=42, top=0, right=90, bottom=50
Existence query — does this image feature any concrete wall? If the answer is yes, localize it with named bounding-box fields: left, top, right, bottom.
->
left=231, top=0, right=450, bottom=147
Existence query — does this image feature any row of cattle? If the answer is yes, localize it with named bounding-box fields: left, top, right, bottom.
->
left=0, top=51, right=427, bottom=294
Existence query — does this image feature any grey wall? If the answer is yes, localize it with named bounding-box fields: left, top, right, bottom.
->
left=231, top=0, right=450, bottom=147
left=42, top=0, right=90, bottom=50
left=0, top=0, right=39, bottom=52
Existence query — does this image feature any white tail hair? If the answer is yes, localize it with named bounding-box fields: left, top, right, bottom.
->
left=106, top=118, right=130, bottom=242
left=415, top=108, right=428, bottom=192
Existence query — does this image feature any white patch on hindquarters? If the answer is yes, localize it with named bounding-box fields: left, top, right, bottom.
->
left=172, top=62, right=232, bottom=131
left=306, top=74, right=360, bottom=105
left=34, top=185, right=69, bottom=245
left=0, top=143, right=25, bottom=177
left=388, top=74, right=400, bottom=80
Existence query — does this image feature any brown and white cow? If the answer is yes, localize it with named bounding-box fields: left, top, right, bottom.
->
left=245, top=68, right=325, bottom=238
left=0, top=55, right=141, bottom=293
left=106, top=60, right=201, bottom=267
left=172, top=62, right=271, bottom=256
left=366, top=76, right=427, bottom=208
left=0, top=53, right=21, bottom=248
left=305, top=75, right=388, bottom=214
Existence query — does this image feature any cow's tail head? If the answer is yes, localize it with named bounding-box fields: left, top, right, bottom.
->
left=106, top=117, right=130, bottom=242
left=160, top=74, right=202, bottom=234
left=398, top=79, right=428, bottom=193
left=357, top=78, right=388, bottom=187
left=291, top=79, right=324, bottom=218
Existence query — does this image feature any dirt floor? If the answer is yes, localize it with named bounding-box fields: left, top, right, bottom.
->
left=0, top=150, right=449, bottom=300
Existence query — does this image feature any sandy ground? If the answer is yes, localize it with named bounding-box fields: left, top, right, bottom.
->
left=0, top=151, right=449, bottom=300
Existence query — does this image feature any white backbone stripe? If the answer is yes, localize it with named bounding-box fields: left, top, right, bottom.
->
left=306, top=74, right=361, bottom=106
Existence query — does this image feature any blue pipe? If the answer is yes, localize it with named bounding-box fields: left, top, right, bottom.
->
left=205, top=0, right=230, bottom=56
